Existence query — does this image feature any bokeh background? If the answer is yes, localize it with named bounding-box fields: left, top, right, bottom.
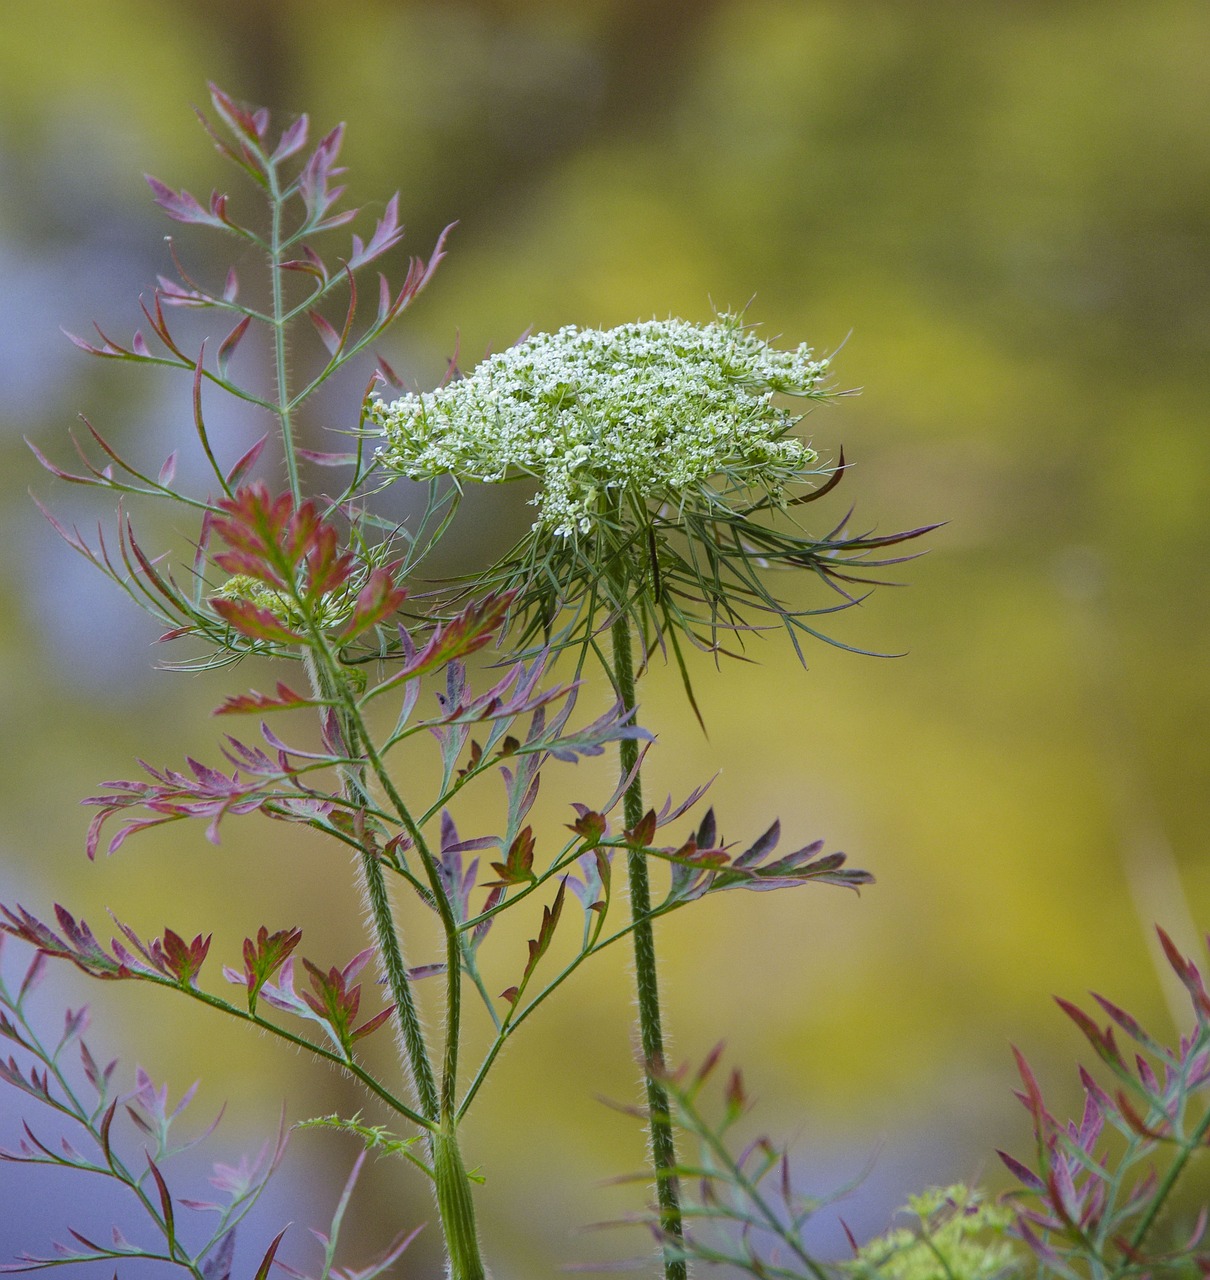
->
left=2, top=1, right=1209, bottom=1276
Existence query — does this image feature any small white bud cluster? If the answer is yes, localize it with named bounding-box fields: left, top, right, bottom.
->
left=370, top=315, right=830, bottom=538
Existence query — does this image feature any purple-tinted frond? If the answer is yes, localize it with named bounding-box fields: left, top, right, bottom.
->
left=1076, top=1087, right=1106, bottom=1152
left=308, top=309, right=342, bottom=356
left=1011, top=1046, right=1058, bottom=1139
left=207, top=85, right=262, bottom=143
left=567, top=847, right=612, bottom=917
left=299, top=124, right=347, bottom=221
left=1014, top=1216, right=1061, bottom=1265
left=1157, top=927, right=1210, bottom=1021
left=145, top=175, right=229, bottom=230
left=335, top=566, right=407, bottom=642
left=544, top=699, right=652, bottom=764
left=280, top=246, right=330, bottom=283
left=0, top=905, right=130, bottom=982
left=26, top=438, right=98, bottom=488
left=649, top=775, right=716, bottom=830
left=216, top=314, right=252, bottom=380
left=349, top=194, right=405, bottom=271
left=1055, top=998, right=1124, bottom=1071
left=273, top=112, right=310, bottom=162
left=313, top=208, right=356, bottom=233
left=212, top=596, right=306, bottom=643
left=383, top=222, right=456, bottom=323
left=997, top=1148, right=1047, bottom=1193
left=1134, top=1052, right=1161, bottom=1098
left=156, top=273, right=210, bottom=308
left=1089, top=992, right=1165, bottom=1057
left=214, top=681, right=317, bottom=716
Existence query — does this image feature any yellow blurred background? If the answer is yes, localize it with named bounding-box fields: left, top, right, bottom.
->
left=1, top=2, right=1208, bottom=1276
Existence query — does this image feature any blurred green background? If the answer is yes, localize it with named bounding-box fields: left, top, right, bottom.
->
left=2, top=1, right=1209, bottom=1276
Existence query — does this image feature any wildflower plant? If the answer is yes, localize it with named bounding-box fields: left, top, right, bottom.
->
left=1, top=85, right=902, bottom=1280
left=605, top=932, right=1210, bottom=1280
left=0, top=936, right=414, bottom=1280
left=371, top=309, right=932, bottom=1275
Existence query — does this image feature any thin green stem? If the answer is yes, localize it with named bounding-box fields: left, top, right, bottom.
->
left=606, top=571, right=688, bottom=1280
left=307, top=655, right=441, bottom=1124
left=257, top=184, right=485, bottom=1266
left=265, top=157, right=301, bottom=505
left=305, top=643, right=486, bottom=1280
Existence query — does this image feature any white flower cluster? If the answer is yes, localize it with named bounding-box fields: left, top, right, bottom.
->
left=370, top=315, right=830, bottom=537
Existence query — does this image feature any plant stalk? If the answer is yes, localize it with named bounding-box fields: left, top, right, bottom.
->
left=607, top=579, right=687, bottom=1280
left=265, top=156, right=302, bottom=504
left=263, top=156, right=486, bottom=1269
left=310, top=658, right=487, bottom=1280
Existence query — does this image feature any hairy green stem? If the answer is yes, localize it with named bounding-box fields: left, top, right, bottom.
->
left=607, top=580, right=687, bottom=1280
left=307, top=652, right=486, bottom=1280
left=265, top=157, right=301, bottom=504
left=291, top=521, right=484, bottom=1274
left=263, top=157, right=485, bottom=1268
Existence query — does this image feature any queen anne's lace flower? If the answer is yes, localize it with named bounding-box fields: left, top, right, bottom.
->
left=370, top=315, right=831, bottom=537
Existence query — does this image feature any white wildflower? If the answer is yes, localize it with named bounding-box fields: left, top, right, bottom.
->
left=369, top=315, right=831, bottom=538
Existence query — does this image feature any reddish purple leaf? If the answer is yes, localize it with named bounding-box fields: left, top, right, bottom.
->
left=211, top=596, right=305, bottom=644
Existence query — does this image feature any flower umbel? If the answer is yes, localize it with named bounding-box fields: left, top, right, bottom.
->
left=372, top=314, right=932, bottom=664
left=372, top=314, right=830, bottom=538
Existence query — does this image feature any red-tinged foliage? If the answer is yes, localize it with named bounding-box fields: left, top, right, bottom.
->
left=83, top=750, right=307, bottom=857
left=216, top=313, right=252, bottom=380
left=0, top=905, right=214, bottom=993
left=1000, top=928, right=1210, bottom=1274
left=488, top=827, right=536, bottom=888
left=624, top=809, right=658, bottom=851
left=1055, top=996, right=1123, bottom=1069
left=252, top=1227, right=291, bottom=1280
left=298, top=952, right=394, bottom=1053
left=211, top=595, right=306, bottom=643
left=373, top=591, right=514, bottom=693
left=1158, top=926, right=1210, bottom=1020
left=723, top=1067, right=747, bottom=1122
left=568, top=805, right=607, bottom=846
left=236, top=927, right=303, bottom=1003
left=153, top=928, right=212, bottom=989
left=523, top=881, right=566, bottom=981
left=335, top=565, right=408, bottom=643
left=212, top=484, right=349, bottom=595
left=214, top=682, right=317, bottom=716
